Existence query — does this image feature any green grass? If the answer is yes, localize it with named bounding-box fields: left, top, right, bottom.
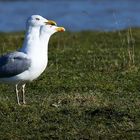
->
left=1, top=29, right=140, bottom=139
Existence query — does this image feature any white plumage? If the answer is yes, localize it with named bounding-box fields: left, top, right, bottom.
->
left=0, top=15, right=65, bottom=105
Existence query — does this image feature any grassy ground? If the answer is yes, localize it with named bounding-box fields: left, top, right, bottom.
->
left=0, top=29, right=140, bottom=139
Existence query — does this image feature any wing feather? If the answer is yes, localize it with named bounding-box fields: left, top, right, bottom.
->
left=0, top=52, right=31, bottom=78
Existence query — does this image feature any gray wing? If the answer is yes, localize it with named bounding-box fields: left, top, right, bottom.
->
left=0, top=51, right=31, bottom=78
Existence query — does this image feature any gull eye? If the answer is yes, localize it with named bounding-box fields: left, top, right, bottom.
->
left=36, top=18, right=40, bottom=21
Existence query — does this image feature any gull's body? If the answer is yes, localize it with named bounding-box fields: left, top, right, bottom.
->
left=0, top=15, right=65, bottom=105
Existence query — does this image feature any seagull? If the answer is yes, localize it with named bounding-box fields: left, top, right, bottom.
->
left=0, top=15, right=65, bottom=105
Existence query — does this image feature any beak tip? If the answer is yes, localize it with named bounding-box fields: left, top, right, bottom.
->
left=56, top=27, right=65, bottom=32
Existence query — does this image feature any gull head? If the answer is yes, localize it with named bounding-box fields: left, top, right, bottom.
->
left=40, top=25, right=65, bottom=37
left=26, top=15, right=57, bottom=28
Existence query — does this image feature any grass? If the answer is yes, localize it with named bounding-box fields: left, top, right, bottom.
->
left=0, top=29, right=140, bottom=139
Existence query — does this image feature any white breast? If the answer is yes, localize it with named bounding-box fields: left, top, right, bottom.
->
left=28, top=51, right=48, bottom=80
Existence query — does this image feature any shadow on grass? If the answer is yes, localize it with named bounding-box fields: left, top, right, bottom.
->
left=85, top=107, right=134, bottom=121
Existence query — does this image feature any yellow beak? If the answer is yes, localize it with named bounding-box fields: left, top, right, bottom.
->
left=56, top=27, right=65, bottom=32
left=45, top=20, right=57, bottom=26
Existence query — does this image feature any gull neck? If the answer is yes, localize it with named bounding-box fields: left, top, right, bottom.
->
left=20, top=26, right=40, bottom=54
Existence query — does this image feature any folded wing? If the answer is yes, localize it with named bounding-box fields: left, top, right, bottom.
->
left=0, top=52, right=31, bottom=78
